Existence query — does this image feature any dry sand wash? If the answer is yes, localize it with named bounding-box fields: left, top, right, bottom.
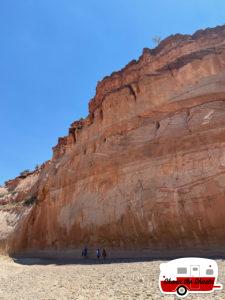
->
left=0, top=256, right=225, bottom=299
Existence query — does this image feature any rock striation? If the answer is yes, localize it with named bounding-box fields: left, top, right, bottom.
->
left=2, top=25, right=225, bottom=256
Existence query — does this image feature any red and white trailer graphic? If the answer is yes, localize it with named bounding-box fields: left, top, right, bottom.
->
left=159, top=257, right=222, bottom=298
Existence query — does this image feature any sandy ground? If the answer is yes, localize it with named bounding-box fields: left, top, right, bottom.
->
left=0, top=256, right=225, bottom=300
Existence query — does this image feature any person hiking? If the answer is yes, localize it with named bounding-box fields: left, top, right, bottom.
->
left=96, top=248, right=101, bottom=262
left=102, top=248, right=107, bottom=260
left=82, top=246, right=88, bottom=259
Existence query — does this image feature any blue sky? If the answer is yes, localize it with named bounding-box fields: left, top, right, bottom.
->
left=0, top=0, right=225, bottom=185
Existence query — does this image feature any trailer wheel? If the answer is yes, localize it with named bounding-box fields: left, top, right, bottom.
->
left=177, top=285, right=187, bottom=297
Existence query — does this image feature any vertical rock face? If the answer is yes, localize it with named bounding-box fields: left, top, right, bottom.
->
left=2, top=25, right=225, bottom=255
left=0, top=170, right=40, bottom=253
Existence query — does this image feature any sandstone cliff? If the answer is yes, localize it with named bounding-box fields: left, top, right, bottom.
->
left=2, top=25, right=225, bottom=256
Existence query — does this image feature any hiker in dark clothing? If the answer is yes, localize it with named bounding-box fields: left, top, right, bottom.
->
left=82, top=246, right=88, bottom=258
left=96, top=248, right=101, bottom=262
left=102, top=248, right=107, bottom=260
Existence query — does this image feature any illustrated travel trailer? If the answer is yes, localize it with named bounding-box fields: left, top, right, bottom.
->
left=159, top=258, right=222, bottom=298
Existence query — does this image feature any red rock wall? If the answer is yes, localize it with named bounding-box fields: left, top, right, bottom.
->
left=5, top=25, right=225, bottom=255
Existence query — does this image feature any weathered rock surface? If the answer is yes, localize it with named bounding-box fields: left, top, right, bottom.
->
left=0, top=170, right=40, bottom=253
left=2, top=25, right=225, bottom=256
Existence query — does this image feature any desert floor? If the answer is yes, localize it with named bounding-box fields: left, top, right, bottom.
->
left=0, top=256, right=225, bottom=300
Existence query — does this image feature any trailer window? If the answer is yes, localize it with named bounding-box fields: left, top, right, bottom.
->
left=177, top=267, right=187, bottom=274
left=206, top=269, right=214, bottom=275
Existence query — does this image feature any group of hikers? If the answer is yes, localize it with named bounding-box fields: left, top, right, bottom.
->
left=81, top=246, right=107, bottom=262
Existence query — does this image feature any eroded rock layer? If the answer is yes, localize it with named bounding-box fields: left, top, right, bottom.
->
left=2, top=25, right=225, bottom=255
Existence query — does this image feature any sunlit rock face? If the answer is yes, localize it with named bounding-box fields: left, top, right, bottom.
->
left=0, top=171, right=40, bottom=254
left=3, top=25, right=225, bottom=255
